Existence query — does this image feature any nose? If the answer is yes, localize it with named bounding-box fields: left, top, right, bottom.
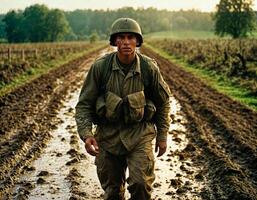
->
left=123, top=36, right=129, bottom=44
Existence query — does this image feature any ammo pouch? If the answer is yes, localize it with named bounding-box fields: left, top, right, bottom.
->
left=105, top=91, right=123, bottom=122
left=96, top=91, right=156, bottom=124
left=144, top=99, right=156, bottom=121
left=124, top=91, right=146, bottom=124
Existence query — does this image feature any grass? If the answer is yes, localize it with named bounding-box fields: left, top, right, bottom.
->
left=0, top=42, right=107, bottom=97
left=144, top=30, right=219, bottom=40
left=145, top=43, right=257, bottom=111
left=144, top=30, right=257, bottom=40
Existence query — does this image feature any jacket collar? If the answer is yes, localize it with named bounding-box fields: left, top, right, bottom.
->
left=112, top=52, right=141, bottom=74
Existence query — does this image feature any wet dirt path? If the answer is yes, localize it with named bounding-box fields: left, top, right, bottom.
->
left=12, top=61, right=205, bottom=199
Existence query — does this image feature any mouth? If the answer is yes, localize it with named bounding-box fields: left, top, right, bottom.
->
left=121, top=47, right=131, bottom=51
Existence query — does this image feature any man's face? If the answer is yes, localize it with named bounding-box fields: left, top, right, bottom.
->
left=115, top=33, right=138, bottom=55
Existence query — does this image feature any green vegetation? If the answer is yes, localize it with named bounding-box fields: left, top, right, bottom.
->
left=0, top=42, right=106, bottom=96
left=144, top=30, right=257, bottom=40
left=1, top=2, right=257, bottom=43
left=214, top=0, right=256, bottom=38
left=65, top=8, right=214, bottom=40
left=147, top=38, right=257, bottom=90
left=0, top=15, right=6, bottom=40
left=3, top=4, right=70, bottom=43
left=145, top=43, right=257, bottom=111
left=89, top=31, right=100, bottom=43
left=0, top=6, right=215, bottom=43
left=1, top=2, right=257, bottom=42
left=145, top=30, right=218, bottom=39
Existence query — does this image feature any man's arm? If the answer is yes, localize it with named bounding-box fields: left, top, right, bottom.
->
left=150, top=65, right=171, bottom=157
left=75, top=61, right=101, bottom=148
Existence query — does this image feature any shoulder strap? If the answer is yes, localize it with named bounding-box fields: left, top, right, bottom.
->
left=100, top=52, right=115, bottom=93
left=138, top=53, right=152, bottom=92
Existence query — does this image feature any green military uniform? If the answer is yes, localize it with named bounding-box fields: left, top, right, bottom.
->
left=75, top=18, right=171, bottom=200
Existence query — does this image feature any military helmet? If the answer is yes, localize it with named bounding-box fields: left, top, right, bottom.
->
left=109, top=18, right=143, bottom=47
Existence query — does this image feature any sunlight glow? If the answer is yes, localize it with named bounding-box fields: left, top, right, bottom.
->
left=1, top=0, right=257, bottom=14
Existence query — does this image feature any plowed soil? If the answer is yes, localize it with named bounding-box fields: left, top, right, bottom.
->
left=0, top=46, right=256, bottom=200
left=141, top=46, right=257, bottom=200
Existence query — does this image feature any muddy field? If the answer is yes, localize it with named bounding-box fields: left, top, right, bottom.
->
left=0, top=46, right=256, bottom=200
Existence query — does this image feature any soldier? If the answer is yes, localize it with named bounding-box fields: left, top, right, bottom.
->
left=75, top=18, right=171, bottom=200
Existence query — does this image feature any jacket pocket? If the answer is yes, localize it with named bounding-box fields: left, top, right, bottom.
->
left=105, top=91, right=123, bottom=122
left=144, top=99, right=156, bottom=121
left=124, top=91, right=146, bottom=124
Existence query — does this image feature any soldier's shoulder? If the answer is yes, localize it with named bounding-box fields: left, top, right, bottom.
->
left=93, top=52, right=116, bottom=66
left=138, top=53, right=159, bottom=71
left=95, top=51, right=116, bottom=62
left=139, top=53, right=156, bottom=63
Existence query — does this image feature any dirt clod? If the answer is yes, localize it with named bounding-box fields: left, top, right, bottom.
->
left=36, top=178, right=46, bottom=184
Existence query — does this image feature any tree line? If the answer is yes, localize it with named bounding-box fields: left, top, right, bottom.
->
left=2, top=4, right=69, bottom=43
left=65, top=7, right=214, bottom=40
left=0, top=5, right=214, bottom=43
left=0, top=0, right=256, bottom=43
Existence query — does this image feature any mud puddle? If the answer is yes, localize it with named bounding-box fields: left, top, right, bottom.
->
left=151, top=97, right=205, bottom=200
left=12, top=102, right=73, bottom=199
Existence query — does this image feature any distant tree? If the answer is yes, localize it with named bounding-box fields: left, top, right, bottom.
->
left=214, top=0, right=256, bottom=38
left=3, top=10, right=26, bottom=42
left=172, top=16, right=189, bottom=30
left=0, top=15, right=7, bottom=41
left=89, top=30, right=99, bottom=43
left=23, top=4, right=49, bottom=42
left=64, top=31, right=78, bottom=41
left=45, top=9, right=70, bottom=41
left=65, top=10, right=92, bottom=37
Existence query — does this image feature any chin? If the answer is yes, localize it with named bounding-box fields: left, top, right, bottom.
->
left=122, top=51, right=132, bottom=55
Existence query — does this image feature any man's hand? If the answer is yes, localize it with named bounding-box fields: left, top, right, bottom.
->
left=155, top=140, right=167, bottom=157
left=84, top=136, right=99, bottom=156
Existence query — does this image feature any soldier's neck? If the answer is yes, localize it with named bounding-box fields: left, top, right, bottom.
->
left=117, top=52, right=136, bottom=65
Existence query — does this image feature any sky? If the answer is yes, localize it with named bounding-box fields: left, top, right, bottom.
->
left=0, top=0, right=257, bottom=14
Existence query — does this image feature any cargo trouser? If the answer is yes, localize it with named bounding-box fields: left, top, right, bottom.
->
left=95, top=141, right=155, bottom=200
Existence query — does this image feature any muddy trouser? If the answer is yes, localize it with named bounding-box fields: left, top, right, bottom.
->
left=95, top=141, right=155, bottom=200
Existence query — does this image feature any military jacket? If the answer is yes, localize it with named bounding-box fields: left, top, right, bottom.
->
left=75, top=52, right=171, bottom=155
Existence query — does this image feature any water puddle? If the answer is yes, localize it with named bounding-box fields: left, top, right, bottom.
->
left=152, top=97, right=204, bottom=200
left=13, top=105, right=73, bottom=199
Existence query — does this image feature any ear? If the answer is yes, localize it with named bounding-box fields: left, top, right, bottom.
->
left=114, top=39, right=118, bottom=46
left=114, top=36, right=119, bottom=46
left=136, top=38, right=140, bottom=46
